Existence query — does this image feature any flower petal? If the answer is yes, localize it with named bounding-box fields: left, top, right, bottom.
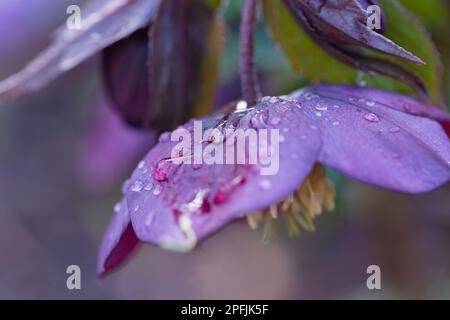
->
left=124, top=102, right=321, bottom=251
left=310, top=84, right=450, bottom=135
left=294, top=85, right=450, bottom=193
left=0, top=0, right=161, bottom=101
left=284, top=0, right=423, bottom=64
left=97, top=199, right=139, bottom=276
left=103, top=85, right=450, bottom=256
left=102, top=28, right=151, bottom=128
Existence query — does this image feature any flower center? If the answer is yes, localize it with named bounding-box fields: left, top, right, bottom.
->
left=247, top=164, right=335, bottom=241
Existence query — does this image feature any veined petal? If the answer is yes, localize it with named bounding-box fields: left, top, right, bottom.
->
left=284, top=0, right=423, bottom=64
left=308, top=84, right=450, bottom=124
left=101, top=85, right=450, bottom=258
left=0, top=0, right=161, bottom=101
left=97, top=198, right=139, bottom=276
left=124, top=102, right=320, bottom=251
left=294, top=85, right=450, bottom=193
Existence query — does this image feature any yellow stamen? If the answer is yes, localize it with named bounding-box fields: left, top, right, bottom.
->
left=246, top=164, right=335, bottom=240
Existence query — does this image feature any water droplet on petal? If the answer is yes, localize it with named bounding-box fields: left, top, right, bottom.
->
left=153, top=184, right=162, bottom=196
left=131, top=180, right=143, bottom=192
left=364, top=113, right=380, bottom=123
left=366, top=100, right=375, bottom=107
left=332, top=121, right=340, bottom=126
left=137, top=161, right=145, bottom=170
left=269, top=97, right=280, bottom=104
left=144, top=182, right=153, bottom=191
left=270, top=116, right=281, bottom=126
left=259, top=179, right=272, bottom=190
left=235, top=100, right=248, bottom=111
left=250, top=110, right=268, bottom=129
left=153, top=158, right=180, bottom=182
left=389, top=126, right=401, bottom=133
left=113, top=202, right=121, bottom=213
left=304, top=92, right=314, bottom=100
left=316, top=106, right=328, bottom=111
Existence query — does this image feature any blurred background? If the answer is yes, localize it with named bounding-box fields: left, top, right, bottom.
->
left=1, top=0, right=450, bottom=299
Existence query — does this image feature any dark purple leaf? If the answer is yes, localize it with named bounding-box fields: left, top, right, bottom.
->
left=0, top=0, right=161, bottom=101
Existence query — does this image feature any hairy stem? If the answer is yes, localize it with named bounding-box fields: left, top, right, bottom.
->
left=240, top=0, right=261, bottom=105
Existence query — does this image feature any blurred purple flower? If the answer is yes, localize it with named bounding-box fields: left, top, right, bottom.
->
left=77, top=98, right=155, bottom=191
left=97, top=84, right=450, bottom=275
left=0, top=0, right=220, bottom=132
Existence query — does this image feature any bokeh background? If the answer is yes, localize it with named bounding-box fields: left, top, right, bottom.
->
left=1, top=0, right=450, bottom=299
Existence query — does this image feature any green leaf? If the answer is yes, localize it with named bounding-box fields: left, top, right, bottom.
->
left=262, top=0, right=443, bottom=105
left=370, top=0, right=443, bottom=105
left=398, top=0, right=449, bottom=30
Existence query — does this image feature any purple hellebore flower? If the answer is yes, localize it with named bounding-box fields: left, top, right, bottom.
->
left=282, top=0, right=428, bottom=97
left=97, top=84, right=450, bottom=275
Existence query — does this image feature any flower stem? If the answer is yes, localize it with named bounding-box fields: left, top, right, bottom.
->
left=240, top=0, right=261, bottom=106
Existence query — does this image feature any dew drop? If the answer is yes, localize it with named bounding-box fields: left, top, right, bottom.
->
left=403, top=103, right=412, bottom=112
left=235, top=100, right=248, bottom=111
left=153, top=158, right=179, bottom=182
left=270, top=116, right=281, bottom=125
left=153, top=184, right=162, bottom=196
left=250, top=110, right=269, bottom=129
left=316, top=106, right=328, bottom=111
left=269, top=97, right=280, bottom=104
left=364, top=113, right=380, bottom=123
left=389, top=126, right=401, bottom=133
left=304, top=92, right=314, bottom=100
left=332, top=121, right=340, bottom=126
left=144, top=182, right=153, bottom=191
left=131, top=180, right=143, bottom=192
left=366, top=100, right=375, bottom=107
left=315, top=112, right=322, bottom=117
left=137, top=161, right=145, bottom=170
left=113, top=202, right=121, bottom=213
left=259, top=179, right=272, bottom=190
